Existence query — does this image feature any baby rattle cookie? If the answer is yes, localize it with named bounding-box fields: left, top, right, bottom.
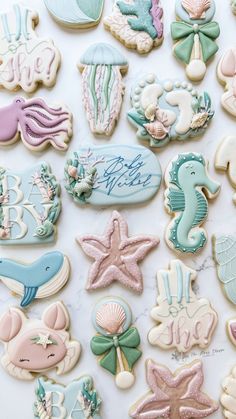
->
left=44, top=0, right=104, bottom=29
left=129, top=359, right=219, bottom=418
left=215, top=136, right=236, bottom=204
left=0, top=301, right=81, bottom=380
left=64, top=145, right=162, bottom=205
left=171, top=0, right=220, bottom=82
left=91, top=296, right=142, bottom=389
left=104, top=0, right=163, bottom=54
left=148, top=260, right=218, bottom=353
left=77, top=210, right=159, bottom=293
left=217, top=48, right=236, bottom=117
left=128, top=74, right=214, bottom=148
left=0, top=97, right=72, bottom=151
left=0, top=162, right=61, bottom=245
left=78, top=43, right=128, bottom=136
left=0, top=4, right=60, bottom=93
left=165, top=152, right=220, bottom=254
left=221, top=365, right=236, bottom=418
left=0, top=251, right=70, bottom=307
left=34, top=375, right=102, bottom=419
left=213, top=235, right=236, bottom=305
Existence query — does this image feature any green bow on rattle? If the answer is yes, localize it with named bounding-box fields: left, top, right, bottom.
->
left=171, top=21, right=220, bottom=64
left=90, top=327, right=141, bottom=375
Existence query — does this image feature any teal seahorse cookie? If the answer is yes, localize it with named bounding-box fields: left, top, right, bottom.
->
left=165, top=153, right=220, bottom=254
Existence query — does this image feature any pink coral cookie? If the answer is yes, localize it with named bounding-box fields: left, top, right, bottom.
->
left=77, top=211, right=159, bottom=293
left=129, top=359, right=219, bottom=418
left=0, top=302, right=81, bottom=380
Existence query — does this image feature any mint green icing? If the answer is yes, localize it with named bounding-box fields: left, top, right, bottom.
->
left=117, top=0, right=157, bottom=39
left=214, top=235, right=236, bottom=306
left=80, top=43, right=128, bottom=66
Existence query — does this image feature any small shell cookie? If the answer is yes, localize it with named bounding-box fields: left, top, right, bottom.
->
left=91, top=297, right=142, bottom=389
left=0, top=302, right=81, bottom=380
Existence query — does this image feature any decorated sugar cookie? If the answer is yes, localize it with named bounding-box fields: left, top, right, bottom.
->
left=0, top=4, right=60, bottom=92
left=65, top=145, right=162, bottom=205
left=165, top=153, right=220, bottom=254
left=171, top=0, right=220, bottom=82
left=104, top=0, right=163, bottom=54
left=0, top=97, right=72, bottom=151
left=128, top=74, right=214, bottom=148
left=215, top=136, right=236, bottom=204
left=213, top=235, right=236, bottom=306
left=129, top=359, right=219, bottom=418
left=0, top=302, right=81, bottom=380
left=232, top=1, right=236, bottom=14
left=0, top=251, right=70, bottom=307
left=217, top=48, right=236, bottom=117
left=221, top=365, right=236, bottom=418
left=148, top=260, right=218, bottom=353
left=227, top=318, right=236, bottom=348
left=77, top=211, right=159, bottom=293
left=0, top=162, right=61, bottom=245
left=44, top=0, right=104, bottom=28
left=78, top=43, right=128, bottom=136
left=34, top=375, right=102, bottom=418
left=91, top=297, right=142, bottom=389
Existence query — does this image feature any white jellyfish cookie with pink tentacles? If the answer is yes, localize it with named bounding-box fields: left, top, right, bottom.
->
left=91, top=297, right=142, bottom=389
left=217, top=47, right=236, bottom=117
left=0, top=97, right=72, bottom=151
left=128, top=74, right=214, bottom=148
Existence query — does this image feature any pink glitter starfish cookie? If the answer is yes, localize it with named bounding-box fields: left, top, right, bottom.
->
left=77, top=211, right=159, bottom=293
left=129, top=359, right=219, bottom=418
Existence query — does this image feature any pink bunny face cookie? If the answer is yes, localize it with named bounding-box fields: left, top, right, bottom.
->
left=0, top=302, right=81, bottom=380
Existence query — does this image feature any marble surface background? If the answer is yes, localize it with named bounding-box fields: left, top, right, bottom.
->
left=0, top=0, right=235, bottom=418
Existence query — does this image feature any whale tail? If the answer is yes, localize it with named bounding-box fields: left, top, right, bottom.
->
left=21, top=287, right=38, bottom=307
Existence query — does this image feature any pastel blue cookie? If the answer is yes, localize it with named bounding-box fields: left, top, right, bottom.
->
left=64, top=144, right=162, bottom=205
left=0, top=251, right=70, bottom=307
left=175, top=0, right=216, bottom=24
left=0, top=162, right=61, bottom=245
left=44, top=0, right=104, bottom=28
left=213, top=235, right=236, bottom=305
left=34, top=375, right=102, bottom=418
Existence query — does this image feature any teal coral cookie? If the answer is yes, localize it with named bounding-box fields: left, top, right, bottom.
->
left=165, top=152, right=220, bottom=254
left=128, top=74, right=214, bottom=148
left=104, top=0, right=163, bottom=54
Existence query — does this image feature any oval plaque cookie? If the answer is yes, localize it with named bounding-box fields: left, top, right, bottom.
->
left=64, top=145, right=162, bottom=205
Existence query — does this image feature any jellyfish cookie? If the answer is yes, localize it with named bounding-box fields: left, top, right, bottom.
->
left=221, top=365, right=236, bottom=418
left=0, top=302, right=81, bottom=380
left=91, top=297, right=142, bottom=389
left=215, top=136, right=236, bottom=204
left=128, top=74, right=214, bottom=148
left=217, top=47, right=236, bottom=117
left=171, top=0, right=220, bottom=82
left=165, top=152, right=220, bottom=254
left=0, top=4, right=60, bottom=92
left=34, top=375, right=102, bottom=419
left=78, top=43, right=128, bottom=136
left=0, top=97, right=72, bottom=151
left=44, top=0, right=104, bottom=28
left=148, top=260, right=218, bottom=353
left=0, top=251, right=70, bottom=307
left=129, top=359, right=219, bottom=418
left=104, top=0, right=164, bottom=54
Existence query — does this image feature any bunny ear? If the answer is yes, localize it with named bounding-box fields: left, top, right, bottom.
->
left=0, top=309, right=22, bottom=342
left=221, top=49, right=236, bottom=77
left=43, top=302, right=69, bottom=330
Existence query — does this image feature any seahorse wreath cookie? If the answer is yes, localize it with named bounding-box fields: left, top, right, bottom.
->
left=217, top=47, right=236, bottom=117
left=148, top=260, right=218, bottom=353
left=128, top=74, right=214, bottom=148
left=165, top=152, right=220, bottom=254
left=171, top=0, right=220, bottom=82
left=0, top=4, right=60, bottom=92
left=78, top=43, right=128, bottom=136
left=34, top=375, right=102, bottom=419
left=91, top=297, right=142, bottom=389
left=104, top=0, right=164, bottom=54
left=0, top=302, right=81, bottom=380
left=129, top=359, right=219, bottom=418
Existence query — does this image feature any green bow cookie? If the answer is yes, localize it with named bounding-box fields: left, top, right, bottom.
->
left=171, top=21, right=220, bottom=64
left=90, top=327, right=141, bottom=375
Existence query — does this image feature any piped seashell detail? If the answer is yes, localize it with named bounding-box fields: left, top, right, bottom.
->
left=96, top=302, right=126, bottom=335
left=144, top=121, right=169, bottom=140
left=181, top=0, right=211, bottom=19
